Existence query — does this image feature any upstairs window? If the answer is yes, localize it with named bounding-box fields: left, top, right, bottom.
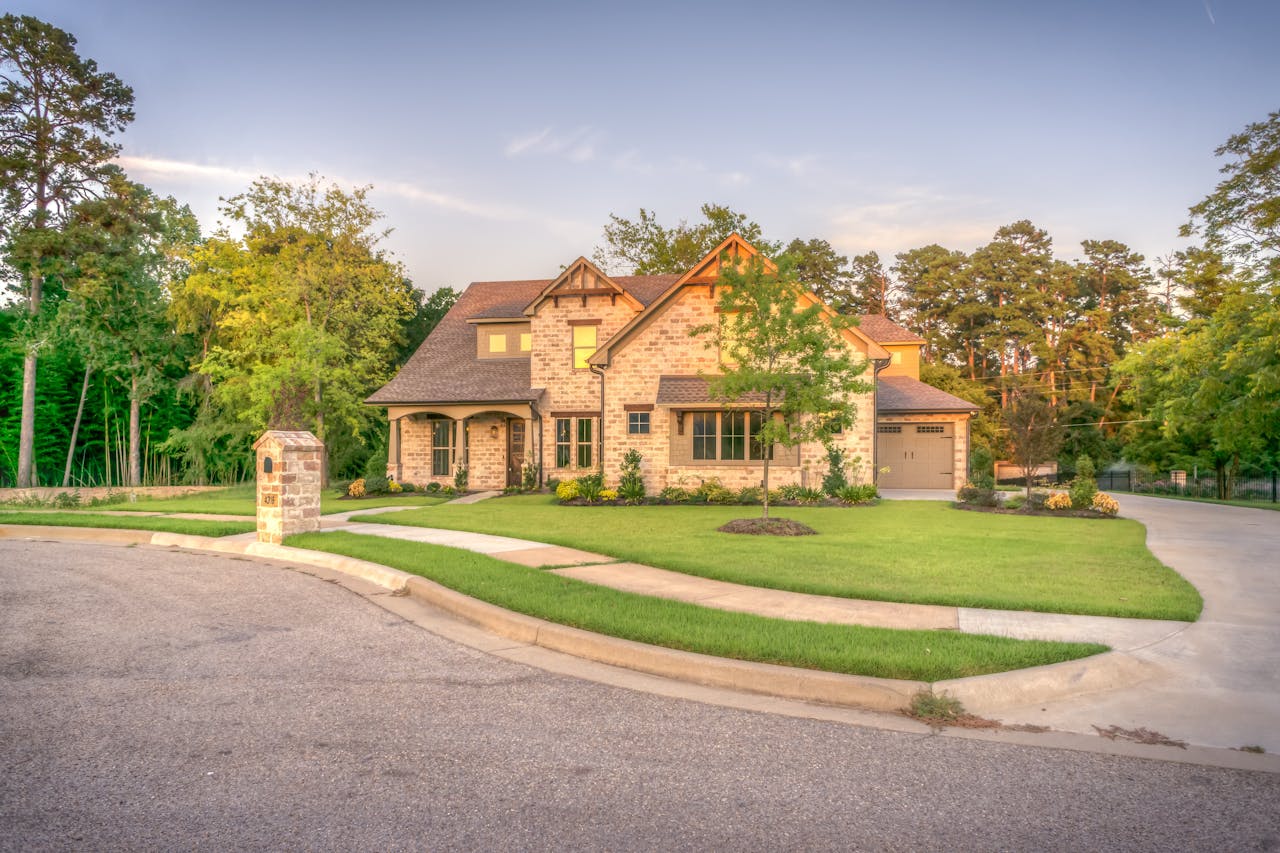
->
left=572, top=325, right=597, bottom=369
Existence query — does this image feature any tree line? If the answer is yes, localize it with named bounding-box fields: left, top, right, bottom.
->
left=0, top=15, right=455, bottom=488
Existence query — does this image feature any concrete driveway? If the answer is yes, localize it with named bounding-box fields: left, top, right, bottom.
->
left=982, top=494, right=1280, bottom=751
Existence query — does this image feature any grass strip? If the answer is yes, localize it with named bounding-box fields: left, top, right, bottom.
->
left=288, top=530, right=1108, bottom=683
left=85, top=483, right=447, bottom=516
left=0, top=511, right=255, bottom=537
left=360, top=496, right=1203, bottom=621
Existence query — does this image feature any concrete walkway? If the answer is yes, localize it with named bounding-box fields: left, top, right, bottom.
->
left=326, top=518, right=1190, bottom=650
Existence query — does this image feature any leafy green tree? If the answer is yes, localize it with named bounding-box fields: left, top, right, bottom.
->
left=0, top=14, right=134, bottom=486
left=780, top=237, right=853, bottom=309
left=1183, top=108, right=1280, bottom=282
left=1172, top=246, right=1241, bottom=320
left=846, top=251, right=897, bottom=316
left=58, top=173, right=198, bottom=486
left=893, top=244, right=971, bottom=368
left=398, top=285, right=458, bottom=364
left=593, top=203, right=780, bottom=274
left=168, top=176, right=413, bottom=483
left=692, top=256, right=872, bottom=519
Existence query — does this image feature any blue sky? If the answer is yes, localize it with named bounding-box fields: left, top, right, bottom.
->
left=17, top=0, right=1280, bottom=291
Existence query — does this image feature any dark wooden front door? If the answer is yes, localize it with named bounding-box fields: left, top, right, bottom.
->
left=506, top=419, right=525, bottom=487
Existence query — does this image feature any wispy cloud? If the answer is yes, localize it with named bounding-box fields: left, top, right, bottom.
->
left=504, top=126, right=599, bottom=162
left=828, top=187, right=997, bottom=256
left=114, top=154, right=588, bottom=228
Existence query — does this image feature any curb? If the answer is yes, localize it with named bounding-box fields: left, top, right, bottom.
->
left=0, top=524, right=1150, bottom=715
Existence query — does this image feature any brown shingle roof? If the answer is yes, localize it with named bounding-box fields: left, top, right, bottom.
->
left=877, top=375, right=979, bottom=413
left=655, top=376, right=770, bottom=406
left=368, top=275, right=681, bottom=406
left=858, top=314, right=925, bottom=344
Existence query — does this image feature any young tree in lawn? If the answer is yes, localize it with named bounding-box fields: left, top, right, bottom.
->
left=0, top=15, right=134, bottom=486
left=692, top=256, right=872, bottom=520
left=1004, top=385, right=1064, bottom=502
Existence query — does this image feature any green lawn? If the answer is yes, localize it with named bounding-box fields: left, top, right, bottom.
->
left=89, top=483, right=446, bottom=515
left=0, top=511, right=255, bottom=537
left=361, top=496, right=1203, bottom=621
left=288, top=531, right=1107, bottom=682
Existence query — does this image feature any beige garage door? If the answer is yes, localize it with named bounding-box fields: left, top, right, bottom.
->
left=877, top=423, right=954, bottom=489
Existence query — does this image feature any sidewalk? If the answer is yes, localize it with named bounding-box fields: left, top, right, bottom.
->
left=324, top=518, right=1190, bottom=650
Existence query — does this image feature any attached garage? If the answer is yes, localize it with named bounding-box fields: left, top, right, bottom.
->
left=875, top=375, right=979, bottom=491
left=877, top=422, right=956, bottom=489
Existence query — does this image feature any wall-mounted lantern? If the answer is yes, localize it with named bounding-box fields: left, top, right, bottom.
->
left=489, top=425, right=499, bottom=439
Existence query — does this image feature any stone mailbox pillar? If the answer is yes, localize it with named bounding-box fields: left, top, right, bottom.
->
left=253, top=430, right=324, bottom=544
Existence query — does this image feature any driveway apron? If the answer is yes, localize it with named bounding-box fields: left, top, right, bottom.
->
left=993, top=494, right=1280, bottom=751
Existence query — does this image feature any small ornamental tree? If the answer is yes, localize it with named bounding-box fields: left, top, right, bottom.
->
left=692, top=256, right=872, bottom=520
left=1004, top=386, right=1064, bottom=502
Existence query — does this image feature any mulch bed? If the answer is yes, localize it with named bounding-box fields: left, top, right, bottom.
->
left=716, top=518, right=818, bottom=536
left=953, top=503, right=1115, bottom=519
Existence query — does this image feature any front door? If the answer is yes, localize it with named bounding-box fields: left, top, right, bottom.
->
left=506, top=419, right=525, bottom=487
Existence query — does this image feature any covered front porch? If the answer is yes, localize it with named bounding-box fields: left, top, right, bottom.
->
left=386, top=403, right=541, bottom=491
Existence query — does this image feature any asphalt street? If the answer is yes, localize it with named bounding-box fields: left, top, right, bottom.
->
left=2, top=540, right=1277, bottom=852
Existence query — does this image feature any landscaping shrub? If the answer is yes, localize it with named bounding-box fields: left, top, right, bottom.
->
left=795, top=487, right=826, bottom=504
left=399, top=482, right=417, bottom=492
left=617, top=449, right=646, bottom=503
left=365, top=475, right=390, bottom=494
left=600, top=488, right=618, bottom=502
left=425, top=482, right=442, bottom=494
left=695, top=478, right=736, bottom=505
left=555, top=480, right=581, bottom=502
left=52, top=491, right=81, bottom=509
left=387, top=480, right=403, bottom=493
left=1045, top=492, right=1073, bottom=511
left=659, top=486, right=691, bottom=503
left=441, top=485, right=457, bottom=496
left=522, top=459, right=540, bottom=492
left=956, top=484, right=998, bottom=507
left=453, top=465, right=469, bottom=491
left=1004, top=494, right=1026, bottom=510
left=576, top=473, right=604, bottom=502
left=347, top=478, right=367, bottom=498
left=822, top=447, right=848, bottom=496
left=1092, top=492, right=1119, bottom=516
left=1069, top=454, right=1099, bottom=509
left=836, top=484, right=878, bottom=504
left=502, top=485, right=522, bottom=495
left=363, top=443, right=389, bottom=481
left=775, top=483, right=804, bottom=501
left=736, top=486, right=762, bottom=505
left=545, top=478, right=560, bottom=493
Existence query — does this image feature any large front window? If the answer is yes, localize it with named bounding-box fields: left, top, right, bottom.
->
left=431, top=420, right=454, bottom=476
left=692, top=411, right=768, bottom=462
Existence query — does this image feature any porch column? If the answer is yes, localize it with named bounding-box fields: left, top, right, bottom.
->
left=391, top=416, right=403, bottom=481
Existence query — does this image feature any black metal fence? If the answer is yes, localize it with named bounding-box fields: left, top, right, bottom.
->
left=1098, top=470, right=1279, bottom=503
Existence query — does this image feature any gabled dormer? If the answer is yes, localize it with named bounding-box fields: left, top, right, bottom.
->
left=523, top=257, right=643, bottom=316
left=857, top=315, right=925, bottom=378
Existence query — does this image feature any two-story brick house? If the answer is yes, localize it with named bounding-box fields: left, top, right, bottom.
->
left=367, top=234, right=977, bottom=492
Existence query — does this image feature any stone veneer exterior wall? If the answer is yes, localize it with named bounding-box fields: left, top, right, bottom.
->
left=600, top=286, right=877, bottom=492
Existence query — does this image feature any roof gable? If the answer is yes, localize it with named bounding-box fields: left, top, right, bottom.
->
left=523, top=257, right=642, bottom=316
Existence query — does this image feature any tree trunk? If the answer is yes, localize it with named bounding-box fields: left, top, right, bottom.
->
left=128, top=367, right=142, bottom=487
left=62, top=365, right=92, bottom=488
left=17, top=351, right=38, bottom=487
